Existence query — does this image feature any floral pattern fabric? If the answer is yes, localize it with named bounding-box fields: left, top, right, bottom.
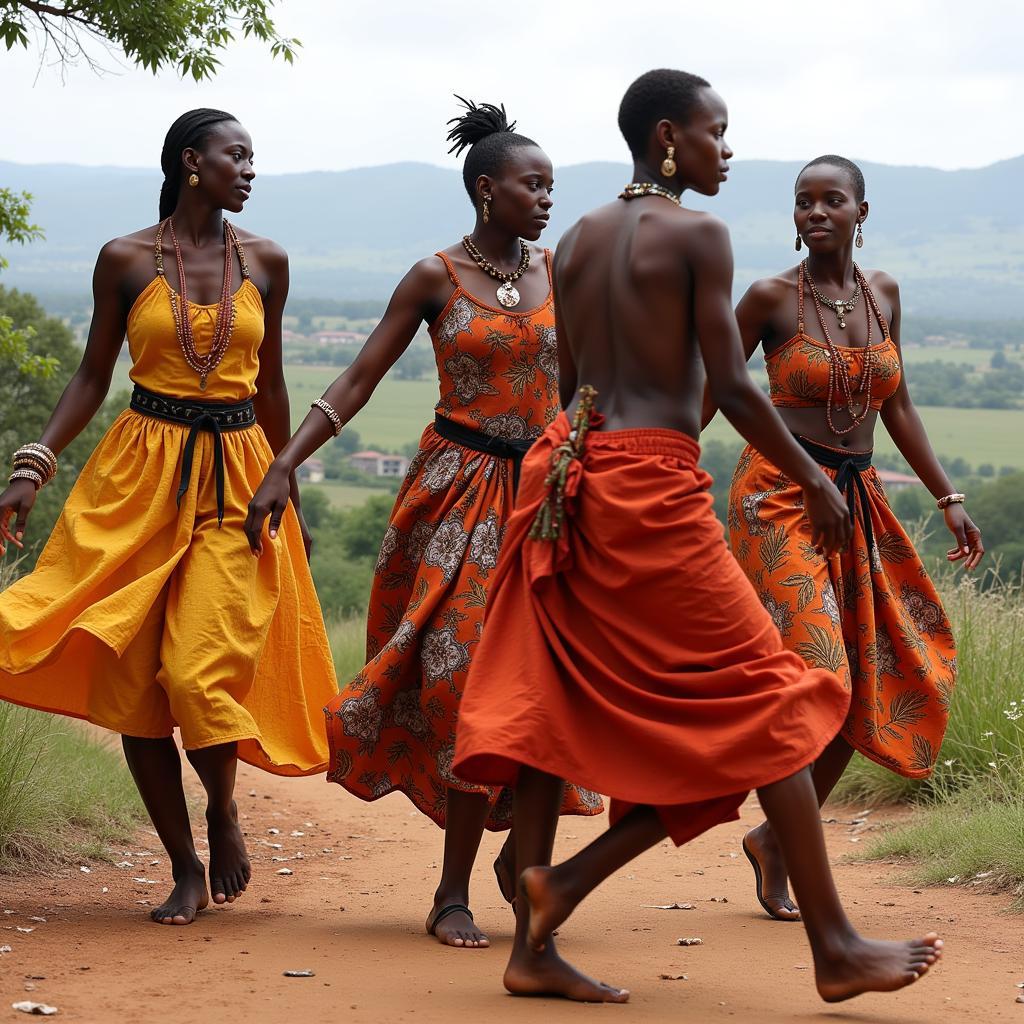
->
left=727, top=444, right=956, bottom=778
left=325, top=251, right=602, bottom=829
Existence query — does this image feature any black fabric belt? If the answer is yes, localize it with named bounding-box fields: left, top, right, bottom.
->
left=130, top=385, right=256, bottom=525
left=794, top=434, right=875, bottom=558
left=433, top=413, right=535, bottom=493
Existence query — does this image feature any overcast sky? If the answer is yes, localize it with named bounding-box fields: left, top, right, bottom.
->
left=2, top=0, right=1021, bottom=174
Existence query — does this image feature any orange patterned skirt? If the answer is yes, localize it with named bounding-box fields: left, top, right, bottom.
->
left=727, top=440, right=956, bottom=778
left=324, top=421, right=603, bottom=830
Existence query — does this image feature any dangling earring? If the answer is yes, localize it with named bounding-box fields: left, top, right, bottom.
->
left=795, top=234, right=802, bottom=251
left=855, top=221, right=864, bottom=248
left=482, top=196, right=491, bottom=224
left=660, top=145, right=676, bottom=178
left=188, top=173, right=199, bottom=187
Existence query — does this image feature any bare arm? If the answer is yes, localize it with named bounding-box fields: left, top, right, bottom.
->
left=243, top=257, right=445, bottom=553
left=688, top=217, right=851, bottom=555
left=877, top=275, right=983, bottom=568
left=0, top=241, right=128, bottom=550
left=700, top=281, right=766, bottom=430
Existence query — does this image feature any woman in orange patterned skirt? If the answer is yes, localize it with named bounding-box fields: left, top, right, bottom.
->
left=708, top=155, right=984, bottom=921
left=246, top=99, right=601, bottom=949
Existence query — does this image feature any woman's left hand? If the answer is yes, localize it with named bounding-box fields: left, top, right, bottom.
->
left=944, top=503, right=984, bottom=571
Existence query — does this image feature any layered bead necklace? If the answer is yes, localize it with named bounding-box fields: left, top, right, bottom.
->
left=461, top=235, right=530, bottom=308
left=618, top=182, right=681, bottom=205
left=154, top=218, right=249, bottom=390
left=800, top=260, right=889, bottom=435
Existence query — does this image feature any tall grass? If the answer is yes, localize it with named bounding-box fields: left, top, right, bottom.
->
left=0, top=558, right=145, bottom=869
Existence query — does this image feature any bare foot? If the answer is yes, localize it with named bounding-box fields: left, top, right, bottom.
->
left=743, top=823, right=800, bottom=921
left=150, top=866, right=209, bottom=926
left=426, top=902, right=490, bottom=948
left=520, top=866, right=578, bottom=952
left=207, top=802, right=251, bottom=905
left=815, top=933, right=944, bottom=1002
left=504, top=938, right=628, bottom=1003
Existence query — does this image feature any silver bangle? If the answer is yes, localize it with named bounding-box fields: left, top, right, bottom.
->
left=311, top=398, right=343, bottom=437
left=936, top=492, right=966, bottom=510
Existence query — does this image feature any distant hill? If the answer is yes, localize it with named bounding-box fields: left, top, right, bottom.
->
left=1, top=156, right=1022, bottom=318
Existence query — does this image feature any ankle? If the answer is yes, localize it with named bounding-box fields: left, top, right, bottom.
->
left=433, top=883, right=470, bottom=907
left=205, top=803, right=237, bottom=825
left=810, top=922, right=861, bottom=965
left=171, top=856, right=205, bottom=881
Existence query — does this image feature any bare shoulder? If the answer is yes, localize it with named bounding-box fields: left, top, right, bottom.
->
left=406, top=252, right=453, bottom=291
left=231, top=227, right=288, bottom=271
left=864, top=267, right=900, bottom=301
left=743, top=271, right=795, bottom=308
left=97, top=225, right=159, bottom=269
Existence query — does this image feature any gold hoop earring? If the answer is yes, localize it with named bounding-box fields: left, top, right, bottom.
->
left=855, top=221, right=864, bottom=248
left=795, top=234, right=802, bottom=251
left=188, top=173, right=199, bottom=188
left=660, top=146, right=676, bottom=178
left=482, top=196, right=491, bottom=224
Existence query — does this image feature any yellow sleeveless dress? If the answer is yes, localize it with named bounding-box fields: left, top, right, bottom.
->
left=0, top=274, right=338, bottom=775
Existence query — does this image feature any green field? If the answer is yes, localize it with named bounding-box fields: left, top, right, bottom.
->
left=307, top=480, right=396, bottom=510
left=109, top=360, right=1024, bottom=479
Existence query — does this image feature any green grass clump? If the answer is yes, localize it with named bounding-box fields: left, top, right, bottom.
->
left=858, top=789, right=1024, bottom=908
left=0, top=704, right=145, bottom=869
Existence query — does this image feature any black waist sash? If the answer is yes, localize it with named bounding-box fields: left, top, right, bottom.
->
left=794, top=435, right=875, bottom=556
left=433, top=413, right=534, bottom=493
left=130, top=385, right=257, bottom=525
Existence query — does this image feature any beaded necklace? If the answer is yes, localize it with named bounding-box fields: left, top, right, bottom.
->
left=799, top=260, right=890, bottom=436
left=618, top=182, right=681, bottom=205
left=461, top=235, right=530, bottom=308
left=154, top=218, right=250, bottom=391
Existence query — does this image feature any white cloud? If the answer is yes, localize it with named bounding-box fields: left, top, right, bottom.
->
left=1, top=0, right=1020, bottom=173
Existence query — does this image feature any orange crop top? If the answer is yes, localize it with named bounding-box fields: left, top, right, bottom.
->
left=765, top=270, right=901, bottom=410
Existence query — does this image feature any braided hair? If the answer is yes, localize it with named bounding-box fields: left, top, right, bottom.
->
left=797, top=155, right=866, bottom=203
left=446, top=96, right=539, bottom=203
left=158, top=108, right=239, bottom=219
left=617, top=69, right=711, bottom=158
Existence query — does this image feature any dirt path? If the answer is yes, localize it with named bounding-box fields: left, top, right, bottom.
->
left=1, top=762, right=1021, bottom=1023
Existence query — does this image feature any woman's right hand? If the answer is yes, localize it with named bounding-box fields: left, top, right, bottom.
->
left=0, top=480, right=39, bottom=555
left=244, top=462, right=292, bottom=556
left=802, top=474, right=853, bottom=558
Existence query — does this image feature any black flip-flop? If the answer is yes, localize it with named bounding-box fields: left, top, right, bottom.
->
left=741, top=836, right=800, bottom=922
left=426, top=903, right=475, bottom=937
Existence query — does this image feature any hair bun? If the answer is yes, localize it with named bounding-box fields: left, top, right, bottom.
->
left=446, top=95, right=517, bottom=156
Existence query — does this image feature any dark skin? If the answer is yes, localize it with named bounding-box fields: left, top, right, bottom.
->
left=0, top=120, right=307, bottom=924
left=705, top=162, right=983, bottom=921
left=504, top=88, right=942, bottom=1004
left=245, top=143, right=555, bottom=949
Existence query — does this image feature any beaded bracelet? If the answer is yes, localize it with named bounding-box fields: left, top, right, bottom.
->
left=8, top=467, right=44, bottom=490
left=311, top=398, right=344, bottom=437
left=936, top=493, right=966, bottom=510
left=11, top=443, right=57, bottom=487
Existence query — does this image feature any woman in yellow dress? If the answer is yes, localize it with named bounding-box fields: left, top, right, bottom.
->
left=0, top=109, right=337, bottom=925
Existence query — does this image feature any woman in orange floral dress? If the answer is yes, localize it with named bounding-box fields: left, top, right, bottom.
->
left=706, top=155, right=984, bottom=922
left=246, top=99, right=601, bottom=950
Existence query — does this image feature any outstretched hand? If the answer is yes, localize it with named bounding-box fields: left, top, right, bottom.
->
left=244, top=464, right=291, bottom=556
left=0, top=480, right=38, bottom=555
left=803, top=475, right=853, bottom=558
left=944, top=504, right=984, bottom=571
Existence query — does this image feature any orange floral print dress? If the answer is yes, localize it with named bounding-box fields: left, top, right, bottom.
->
left=325, top=251, right=603, bottom=828
left=727, top=281, right=956, bottom=778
